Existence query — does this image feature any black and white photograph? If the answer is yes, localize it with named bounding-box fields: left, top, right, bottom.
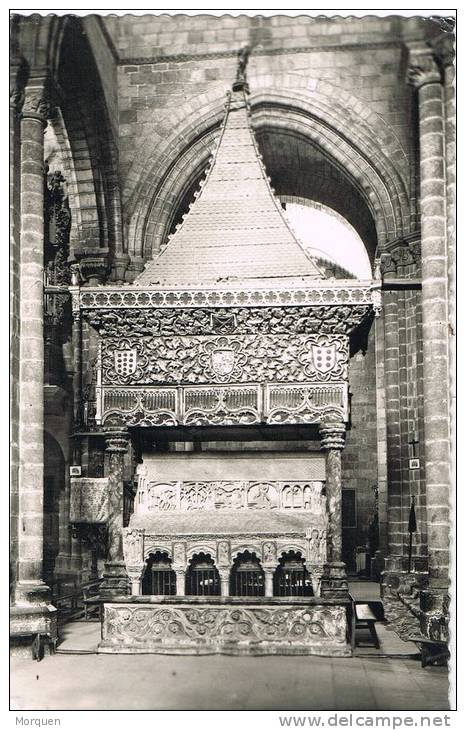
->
left=8, top=6, right=457, bottom=718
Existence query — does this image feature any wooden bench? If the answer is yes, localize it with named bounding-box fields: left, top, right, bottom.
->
left=83, top=595, right=104, bottom=621
left=10, top=631, right=57, bottom=661
left=352, top=602, right=380, bottom=649
left=408, top=635, right=450, bottom=668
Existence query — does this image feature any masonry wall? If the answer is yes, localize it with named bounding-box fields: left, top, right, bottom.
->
left=113, top=15, right=414, bottom=207
left=342, top=324, right=379, bottom=570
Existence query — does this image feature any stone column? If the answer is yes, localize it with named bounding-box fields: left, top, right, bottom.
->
left=15, top=82, right=51, bottom=605
left=319, top=419, right=348, bottom=597
left=219, top=569, right=230, bottom=597
left=101, top=431, right=130, bottom=596
left=71, top=308, right=82, bottom=429
left=264, top=569, right=274, bottom=598
left=10, top=79, right=58, bottom=652
left=175, top=570, right=186, bottom=597
left=408, top=46, right=450, bottom=588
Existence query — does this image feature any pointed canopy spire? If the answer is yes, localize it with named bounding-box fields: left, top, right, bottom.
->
left=136, top=63, right=324, bottom=288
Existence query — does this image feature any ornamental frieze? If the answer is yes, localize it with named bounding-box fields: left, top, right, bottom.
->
left=100, top=603, right=350, bottom=655
left=101, top=334, right=348, bottom=386
left=135, top=480, right=326, bottom=516
left=88, top=304, right=371, bottom=338
left=76, top=282, right=377, bottom=313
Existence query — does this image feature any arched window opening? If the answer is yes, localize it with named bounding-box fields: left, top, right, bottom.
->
left=273, top=551, right=313, bottom=597
left=230, top=551, right=265, bottom=597
left=281, top=199, right=372, bottom=280
left=142, top=552, right=176, bottom=596
left=185, top=553, right=220, bottom=596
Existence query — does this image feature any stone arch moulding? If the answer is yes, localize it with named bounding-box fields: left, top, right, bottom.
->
left=124, top=75, right=411, bottom=268
left=186, top=545, right=218, bottom=562
left=144, top=543, right=172, bottom=560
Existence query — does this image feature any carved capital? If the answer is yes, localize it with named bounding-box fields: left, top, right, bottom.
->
left=319, top=420, right=346, bottom=451
left=21, top=90, right=52, bottom=123
left=432, top=33, right=456, bottom=71
left=78, top=256, right=109, bottom=285
left=380, top=252, right=397, bottom=277
left=10, top=88, right=24, bottom=112
left=407, top=47, right=441, bottom=89
left=104, top=431, right=129, bottom=454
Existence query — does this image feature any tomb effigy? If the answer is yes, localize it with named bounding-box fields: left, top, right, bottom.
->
left=71, top=59, right=380, bottom=655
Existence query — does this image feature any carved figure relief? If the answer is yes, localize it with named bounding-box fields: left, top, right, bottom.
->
left=136, top=480, right=325, bottom=517
left=173, top=542, right=186, bottom=567
left=308, top=528, right=328, bottom=564
left=123, top=528, right=144, bottom=567
left=247, top=483, right=279, bottom=509
left=282, top=483, right=325, bottom=512
left=262, top=542, right=277, bottom=564
left=217, top=541, right=230, bottom=566
left=148, top=483, right=177, bottom=511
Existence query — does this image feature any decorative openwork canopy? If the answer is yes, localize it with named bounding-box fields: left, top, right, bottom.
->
left=71, top=69, right=381, bottom=431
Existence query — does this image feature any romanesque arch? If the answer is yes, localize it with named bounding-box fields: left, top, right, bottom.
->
left=123, top=75, right=411, bottom=272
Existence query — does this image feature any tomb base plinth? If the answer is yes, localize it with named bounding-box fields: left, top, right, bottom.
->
left=98, top=596, right=352, bottom=657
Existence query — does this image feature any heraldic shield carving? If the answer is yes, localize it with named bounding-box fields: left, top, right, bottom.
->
left=199, top=337, right=247, bottom=382
left=114, top=348, right=138, bottom=377
left=311, top=344, right=337, bottom=375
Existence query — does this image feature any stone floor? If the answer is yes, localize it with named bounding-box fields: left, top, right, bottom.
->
left=11, top=646, right=450, bottom=711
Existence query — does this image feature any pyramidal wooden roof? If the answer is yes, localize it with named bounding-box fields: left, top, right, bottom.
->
left=136, top=84, right=324, bottom=288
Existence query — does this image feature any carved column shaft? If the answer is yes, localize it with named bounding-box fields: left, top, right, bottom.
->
left=175, top=570, right=186, bottom=597
left=408, top=48, right=450, bottom=586
left=72, top=310, right=82, bottom=428
left=319, top=421, right=346, bottom=564
left=264, top=569, right=274, bottom=598
left=104, top=432, right=129, bottom=564
left=443, top=59, right=455, bottom=540
left=16, top=83, right=50, bottom=601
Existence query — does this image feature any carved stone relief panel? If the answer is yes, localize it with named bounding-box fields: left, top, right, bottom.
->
left=70, top=477, right=109, bottom=523
left=101, top=603, right=351, bottom=656
left=99, top=382, right=347, bottom=427
left=123, top=528, right=144, bottom=568
left=100, top=334, right=348, bottom=387
left=136, top=480, right=325, bottom=516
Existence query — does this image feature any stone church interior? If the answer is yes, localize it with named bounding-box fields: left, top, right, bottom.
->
left=10, top=13, right=454, bottom=663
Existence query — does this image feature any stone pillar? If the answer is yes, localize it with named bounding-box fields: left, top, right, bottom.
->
left=408, top=46, right=450, bottom=588
left=319, top=420, right=345, bottom=562
left=219, top=570, right=230, bottom=597
left=175, top=570, right=186, bottom=597
left=129, top=575, right=142, bottom=596
left=319, top=419, right=348, bottom=598
left=71, top=309, right=82, bottom=428
left=264, top=569, right=274, bottom=598
left=15, top=82, right=50, bottom=605
left=10, top=79, right=58, bottom=652
left=100, top=431, right=130, bottom=596
left=9, top=63, right=22, bottom=598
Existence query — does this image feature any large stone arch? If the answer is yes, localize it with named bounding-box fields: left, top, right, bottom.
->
left=13, top=15, right=124, bottom=266
left=124, top=74, right=411, bottom=270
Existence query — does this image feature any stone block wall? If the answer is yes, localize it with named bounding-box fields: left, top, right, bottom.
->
left=342, top=325, right=378, bottom=569
left=108, top=14, right=416, bottom=229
